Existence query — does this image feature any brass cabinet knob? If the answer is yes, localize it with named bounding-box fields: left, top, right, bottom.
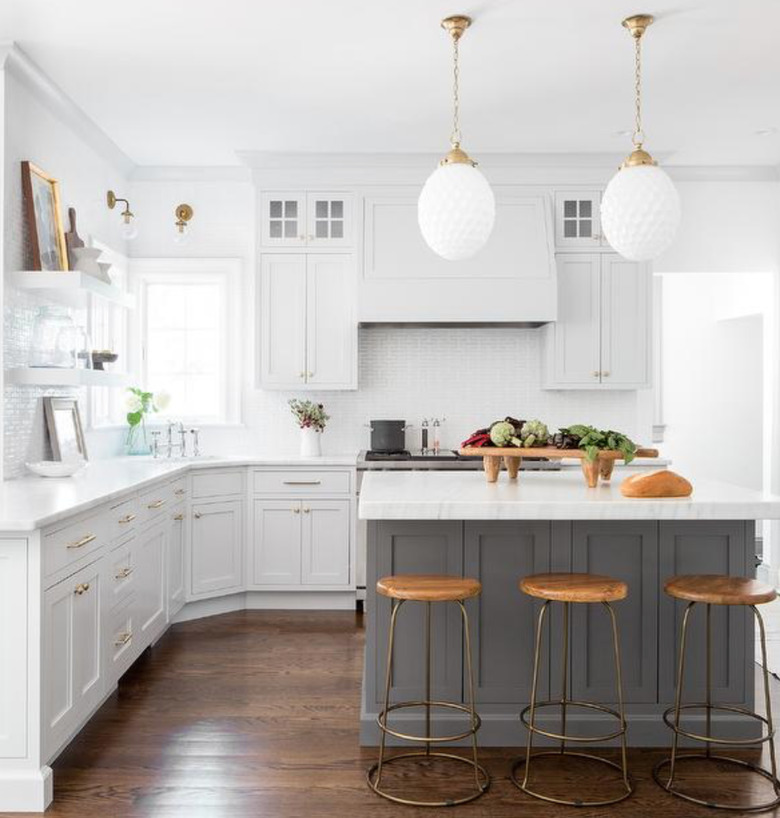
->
left=592, top=371, right=600, bottom=378
left=307, top=372, right=314, bottom=378
left=603, top=371, right=611, bottom=377
left=293, top=507, right=301, bottom=514
left=74, top=582, right=90, bottom=595
left=193, top=511, right=202, bottom=519
left=299, top=372, right=306, bottom=379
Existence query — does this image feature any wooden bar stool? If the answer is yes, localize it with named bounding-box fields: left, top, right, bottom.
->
left=653, top=574, right=780, bottom=812
left=511, top=572, right=633, bottom=807
left=366, top=574, right=490, bottom=807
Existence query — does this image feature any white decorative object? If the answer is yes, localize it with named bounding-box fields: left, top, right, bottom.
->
left=299, top=427, right=322, bottom=458
left=418, top=163, right=495, bottom=261
left=418, top=15, right=495, bottom=261
left=70, top=246, right=102, bottom=276
left=26, top=459, right=87, bottom=478
left=601, top=165, right=681, bottom=261
left=96, top=262, right=112, bottom=284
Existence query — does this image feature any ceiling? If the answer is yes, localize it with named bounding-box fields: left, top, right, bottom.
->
left=2, top=0, right=779, bottom=167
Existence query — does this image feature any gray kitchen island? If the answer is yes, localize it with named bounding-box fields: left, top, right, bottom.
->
left=358, top=470, right=780, bottom=746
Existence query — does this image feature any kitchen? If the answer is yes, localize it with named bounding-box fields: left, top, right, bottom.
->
left=1, top=1, right=780, bottom=814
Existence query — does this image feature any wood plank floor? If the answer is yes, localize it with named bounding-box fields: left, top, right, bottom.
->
left=20, top=610, right=780, bottom=817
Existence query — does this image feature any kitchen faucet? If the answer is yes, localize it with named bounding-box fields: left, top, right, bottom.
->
left=150, top=423, right=201, bottom=459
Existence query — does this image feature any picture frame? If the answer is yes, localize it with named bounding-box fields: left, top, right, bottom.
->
left=43, top=397, right=88, bottom=461
left=21, top=161, right=69, bottom=272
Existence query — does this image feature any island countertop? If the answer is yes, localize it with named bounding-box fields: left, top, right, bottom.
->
left=358, top=470, right=780, bottom=521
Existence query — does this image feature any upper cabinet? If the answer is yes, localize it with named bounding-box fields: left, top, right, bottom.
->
left=261, top=191, right=354, bottom=248
left=259, top=253, right=357, bottom=390
left=360, top=186, right=557, bottom=323
left=542, top=253, right=651, bottom=389
left=554, top=190, right=610, bottom=250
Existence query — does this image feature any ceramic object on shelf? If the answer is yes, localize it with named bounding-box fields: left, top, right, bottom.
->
left=299, top=427, right=322, bottom=458
left=26, top=459, right=87, bottom=478
left=91, top=351, right=118, bottom=370
left=96, top=262, right=112, bottom=284
left=70, top=246, right=102, bottom=276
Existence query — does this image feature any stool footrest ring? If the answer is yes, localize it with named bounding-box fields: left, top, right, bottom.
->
left=653, top=754, right=780, bottom=812
left=520, top=699, right=627, bottom=743
left=367, top=751, right=490, bottom=807
left=377, top=699, right=481, bottom=744
left=511, top=751, right=633, bottom=807
left=662, top=702, right=775, bottom=746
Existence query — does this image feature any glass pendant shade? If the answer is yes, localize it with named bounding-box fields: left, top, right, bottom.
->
left=418, top=162, right=495, bottom=261
left=601, top=163, right=680, bottom=262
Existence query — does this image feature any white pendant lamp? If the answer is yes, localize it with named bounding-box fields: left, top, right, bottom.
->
left=601, top=15, right=680, bottom=262
left=418, top=15, right=495, bottom=261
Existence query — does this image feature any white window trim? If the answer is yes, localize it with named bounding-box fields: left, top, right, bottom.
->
left=129, top=257, right=243, bottom=426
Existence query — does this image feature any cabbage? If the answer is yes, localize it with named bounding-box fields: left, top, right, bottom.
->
left=490, top=421, right=521, bottom=447
left=520, top=419, right=548, bottom=447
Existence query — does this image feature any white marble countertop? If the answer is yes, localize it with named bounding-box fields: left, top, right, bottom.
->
left=358, top=470, right=780, bottom=521
left=0, top=454, right=358, bottom=531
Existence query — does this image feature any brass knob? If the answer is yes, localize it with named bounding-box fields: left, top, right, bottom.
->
left=592, top=371, right=600, bottom=378
left=299, top=372, right=306, bottom=379
left=74, top=582, right=90, bottom=595
left=303, top=507, right=310, bottom=514
left=603, top=371, right=611, bottom=377
left=307, top=372, right=314, bottom=378
left=194, top=511, right=202, bottom=519
left=293, top=507, right=301, bottom=514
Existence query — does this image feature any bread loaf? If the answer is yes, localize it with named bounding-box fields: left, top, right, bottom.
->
left=620, top=470, right=692, bottom=498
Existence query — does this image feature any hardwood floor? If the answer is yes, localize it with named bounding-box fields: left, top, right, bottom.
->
left=20, top=610, right=780, bottom=817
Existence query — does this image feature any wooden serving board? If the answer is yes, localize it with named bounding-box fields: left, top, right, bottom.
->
left=458, top=446, right=660, bottom=488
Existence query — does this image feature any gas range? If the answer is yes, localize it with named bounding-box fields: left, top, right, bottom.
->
left=357, top=450, right=561, bottom=470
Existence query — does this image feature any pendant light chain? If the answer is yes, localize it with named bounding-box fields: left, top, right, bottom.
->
left=632, top=33, right=644, bottom=147
left=450, top=33, right=462, bottom=147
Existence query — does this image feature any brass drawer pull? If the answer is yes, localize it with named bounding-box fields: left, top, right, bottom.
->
left=283, top=480, right=322, bottom=486
left=174, top=488, right=186, bottom=496
left=147, top=499, right=165, bottom=509
left=115, top=567, right=133, bottom=580
left=74, top=582, right=91, bottom=595
left=114, top=631, right=132, bottom=647
left=67, top=533, right=96, bottom=549
left=118, top=513, right=136, bottom=524
left=173, top=513, right=184, bottom=521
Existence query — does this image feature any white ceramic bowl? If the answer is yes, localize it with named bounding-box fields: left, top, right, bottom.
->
left=26, top=460, right=87, bottom=478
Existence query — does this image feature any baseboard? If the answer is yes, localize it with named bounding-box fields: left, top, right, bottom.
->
left=174, top=591, right=357, bottom=622
left=0, top=765, right=53, bottom=812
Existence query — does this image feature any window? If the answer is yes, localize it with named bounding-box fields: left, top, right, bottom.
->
left=133, top=259, right=242, bottom=425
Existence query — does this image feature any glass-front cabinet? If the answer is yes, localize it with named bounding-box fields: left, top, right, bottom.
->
left=261, top=191, right=353, bottom=247
left=554, top=190, right=609, bottom=249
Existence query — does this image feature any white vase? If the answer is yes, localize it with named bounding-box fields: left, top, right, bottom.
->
left=299, top=427, right=322, bottom=458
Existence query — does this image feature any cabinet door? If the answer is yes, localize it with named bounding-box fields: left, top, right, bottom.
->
left=168, top=506, right=186, bottom=617
left=570, top=522, right=658, bottom=704
left=252, top=500, right=302, bottom=585
left=43, top=560, right=103, bottom=759
left=301, top=500, right=350, bottom=586
left=191, top=500, right=243, bottom=596
left=260, top=192, right=306, bottom=246
left=544, top=254, right=601, bottom=386
left=306, top=192, right=353, bottom=247
left=600, top=254, right=651, bottom=388
left=305, top=254, right=356, bottom=389
left=554, top=190, right=603, bottom=249
left=136, top=522, right=167, bottom=645
left=260, top=254, right=307, bottom=388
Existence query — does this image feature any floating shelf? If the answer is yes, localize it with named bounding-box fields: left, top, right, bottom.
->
left=9, top=271, right=135, bottom=309
left=5, top=368, right=131, bottom=388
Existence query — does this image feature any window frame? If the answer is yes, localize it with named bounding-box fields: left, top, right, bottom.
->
left=130, top=257, right=243, bottom=427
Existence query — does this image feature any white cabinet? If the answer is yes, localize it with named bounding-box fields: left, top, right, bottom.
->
left=542, top=253, right=651, bottom=389
left=252, top=498, right=351, bottom=588
left=554, top=190, right=608, bottom=249
left=260, top=191, right=353, bottom=247
left=190, top=500, right=243, bottom=597
left=43, top=559, right=103, bottom=758
left=136, top=521, right=167, bottom=645
left=361, top=187, right=557, bottom=322
left=168, top=505, right=186, bottom=619
left=260, top=253, right=356, bottom=390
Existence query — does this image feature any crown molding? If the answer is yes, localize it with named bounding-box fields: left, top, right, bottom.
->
left=3, top=43, right=135, bottom=176
left=667, top=165, right=780, bottom=182
left=130, top=165, right=252, bottom=183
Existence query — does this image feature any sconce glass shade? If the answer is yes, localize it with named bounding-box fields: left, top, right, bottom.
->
left=120, top=219, right=138, bottom=241
left=601, top=164, right=680, bottom=262
left=418, top=162, right=495, bottom=261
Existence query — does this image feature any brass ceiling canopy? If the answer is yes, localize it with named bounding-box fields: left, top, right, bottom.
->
left=441, top=14, right=472, bottom=40
left=622, top=14, right=654, bottom=39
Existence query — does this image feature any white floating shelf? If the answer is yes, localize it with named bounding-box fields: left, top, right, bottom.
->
left=5, top=368, right=131, bottom=388
left=9, top=271, right=135, bottom=309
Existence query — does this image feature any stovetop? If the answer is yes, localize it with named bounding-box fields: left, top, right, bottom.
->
left=364, top=449, right=463, bottom=462
left=358, top=450, right=561, bottom=470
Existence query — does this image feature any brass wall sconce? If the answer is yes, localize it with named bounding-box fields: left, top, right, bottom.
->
left=106, top=190, right=138, bottom=240
left=174, top=203, right=194, bottom=244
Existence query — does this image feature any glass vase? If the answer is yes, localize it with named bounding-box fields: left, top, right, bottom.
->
left=126, top=420, right=151, bottom=456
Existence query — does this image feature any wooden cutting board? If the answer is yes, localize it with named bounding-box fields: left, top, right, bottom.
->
left=64, top=207, right=84, bottom=270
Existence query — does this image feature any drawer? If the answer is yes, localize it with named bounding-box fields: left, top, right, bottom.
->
left=191, top=469, right=244, bottom=499
left=107, top=496, right=139, bottom=543
left=108, top=596, right=138, bottom=682
left=170, top=477, right=187, bottom=503
left=43, top=512, right=106, bottom=579
left=108, top=537, right=136, bottom=609
left=252, top=469, right=351, bottom=495
left=138, top=483, right=172, bottom=524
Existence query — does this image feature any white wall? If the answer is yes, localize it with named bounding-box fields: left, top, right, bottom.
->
left=2, top=53, right=132, bottom=477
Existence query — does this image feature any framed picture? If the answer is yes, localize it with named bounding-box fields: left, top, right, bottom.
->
left=21, top=161, right=69, bottom=272
left=43, top=397, right=88, bottom=461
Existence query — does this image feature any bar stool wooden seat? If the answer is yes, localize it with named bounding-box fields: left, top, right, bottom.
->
left=512, top=572, right=633, bottom=807
left=654, top=574, right=780, bottom=812
left=367, top=574, right=490, bottom=807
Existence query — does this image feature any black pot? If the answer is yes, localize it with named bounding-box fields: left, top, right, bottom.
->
left=369, top=420, right=408, bottom=453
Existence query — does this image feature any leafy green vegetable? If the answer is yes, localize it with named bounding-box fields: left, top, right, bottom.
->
left=561, top=424, right=637, bottom=463
left=520, top=419, right=548, bottom=448
left=490, top=421, right=521, bottom=447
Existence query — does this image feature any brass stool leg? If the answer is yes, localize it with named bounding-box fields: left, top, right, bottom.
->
left=666, top=600, right=695, bottom=787
left=706, top=602, right=712, bottom=757
left=521, top=600, right=550, bottom=789
left=603, top=601, right=631, bottom=794
left=560, top=600, right=569, bottom=755
left=458, top=600, right=484, bottom=793
left=754, top=605, right=780, bottom=794
left=425, top=600, right=431, bottom=756
left=375, top=598, right=404, bottom=789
